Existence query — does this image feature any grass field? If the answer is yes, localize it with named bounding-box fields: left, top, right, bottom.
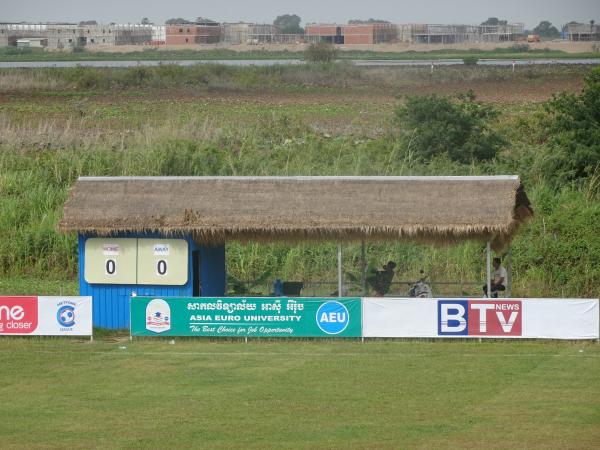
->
left=0, top=338, right=598, bottom=449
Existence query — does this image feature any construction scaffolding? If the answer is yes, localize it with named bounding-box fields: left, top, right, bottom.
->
left=400, top=23, right=524, bottom=44
left=221, top=23, right=303, bottom=45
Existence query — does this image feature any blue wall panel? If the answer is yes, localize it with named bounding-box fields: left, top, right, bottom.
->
left=201, top=244, right=226, bottom=297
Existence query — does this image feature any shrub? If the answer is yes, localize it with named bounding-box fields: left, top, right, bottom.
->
left=122, top=66, right=153, bottom=87
left=395, top=91, right=504, bottom=163
left=509, top=44, right=530, bottom=53
left=463, top=56, right=479, bottom=66
left=304, top=41, right=338, bottom=63
left=66, top=66, right=105, bottom=89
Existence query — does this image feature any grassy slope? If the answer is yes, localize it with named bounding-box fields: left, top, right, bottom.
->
left=1, top=47, right=599, bottom=62
left=0, top=64, right=598, bottom=298
left=0, top=339, right=598, bottom=449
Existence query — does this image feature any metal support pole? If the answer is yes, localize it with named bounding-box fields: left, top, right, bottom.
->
left=486, top=241, right=492, bottom=298
left=337, top=242, right=343, bottom=298
left=360, top=240, right=366, bottom=296
left=506, top=245, right=512, bottom=298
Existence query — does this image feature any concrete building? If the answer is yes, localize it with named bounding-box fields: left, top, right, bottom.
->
left=0, top=22, right=152, bottom=48
left=566, top=23, right=600, bottom=41
left=151, top=25, right=166, bottom=45
left=166, top=23, right=221, bottom=45
left=307, top=22, right=523, bottom=45
left=341, top=23, right=397, bottom=44
left=16, top=38, right=47, bottom=48
left=305, top=24, right=343, bottom=44
left=0, top=23, right=78, bottom=48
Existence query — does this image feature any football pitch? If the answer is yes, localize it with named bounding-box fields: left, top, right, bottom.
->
left=0, top=338, right=598, bottom=449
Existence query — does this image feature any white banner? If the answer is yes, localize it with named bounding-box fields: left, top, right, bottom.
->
left=363, top=298, right=599, bottom=340
left=0, top=296, right=92, bottom=336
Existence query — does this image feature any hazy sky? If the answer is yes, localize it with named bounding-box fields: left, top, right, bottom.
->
left=1, top=0, right=598, bottom=29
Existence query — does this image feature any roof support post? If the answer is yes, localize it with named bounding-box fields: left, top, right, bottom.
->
left=506, top=245, right=512, bottom=298
left=486, top=241, right=492, bottom=298
left=360, top=240, right=366, bottom=296
left=338, top=242, right=343, bottom=298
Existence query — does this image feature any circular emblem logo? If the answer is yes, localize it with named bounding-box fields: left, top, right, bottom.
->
left=57, top=305, right=76, bottom=327
left=316, top=301, right=350, bottom=335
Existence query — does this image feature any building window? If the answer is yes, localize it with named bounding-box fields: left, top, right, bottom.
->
left=90, top=38, right=95, bottom=43
left=179, top=28, right=183, bottom=33
left=68, top=39, right=72, bottom=43
left=187, top=28, right=190, bottom=33
left=102, top=39, right=105, bottom=43
left=185, top=38, right=189, bottom=43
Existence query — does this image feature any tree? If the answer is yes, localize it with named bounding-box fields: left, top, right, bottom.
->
left=540, top=67, right=600, bottom=184
left=533, top=21, right=561, bottom=38
left=394, top=91, right=504, bottom=163
left=78, top=20, right=98, bottom=26
left=481, top=17, right=507, bottom=26
left=141, top=17, right=151, bottom=25
left=195, top=17, right=217, bottom=24
left=273, top=14, right=303, bottom=34
left=165, top=18, right=191, bottom=25
left=348, top=19, right=390, bottom=24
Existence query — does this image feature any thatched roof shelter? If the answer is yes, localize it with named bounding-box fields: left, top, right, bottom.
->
left=60, top=176, right=532, bottom=249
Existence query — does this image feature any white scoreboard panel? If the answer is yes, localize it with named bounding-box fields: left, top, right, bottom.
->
left=137, top=239, right=188, bottom=286
left=84, top=237, right=189, bottom=286
left=84, top=238, right=137, bottom=284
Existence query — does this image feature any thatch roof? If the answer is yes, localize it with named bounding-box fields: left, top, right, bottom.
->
left=59, top=176, right=532, bottom=249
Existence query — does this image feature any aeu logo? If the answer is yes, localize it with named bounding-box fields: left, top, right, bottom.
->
left=316, top=301, right=350, bottom=335
left=146, top=299, right=171, bottom=333
left=438, top=300, right=522, bottom=336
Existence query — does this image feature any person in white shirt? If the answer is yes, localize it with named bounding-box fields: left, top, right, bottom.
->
left=483, top=257, right=507, bottom=298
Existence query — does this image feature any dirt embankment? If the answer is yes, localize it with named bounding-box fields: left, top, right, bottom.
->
left=0, top=77, right=582, bottom=107
left=69, top=41, right=599, bottom=54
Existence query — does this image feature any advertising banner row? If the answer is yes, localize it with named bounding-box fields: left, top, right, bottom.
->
left=0, top=296, right=92, bottom=336
left=130, top=296, right=600, bottom=340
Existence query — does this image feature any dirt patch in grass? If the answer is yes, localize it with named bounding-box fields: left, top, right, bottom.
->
left=0, top=74, right=583, bottom=106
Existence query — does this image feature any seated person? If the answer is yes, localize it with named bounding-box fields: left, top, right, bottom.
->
left=483, top=257, right=507, bottom=298
left=367, top=261, right=397, bottom=297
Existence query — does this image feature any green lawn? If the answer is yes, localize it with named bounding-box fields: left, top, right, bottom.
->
left=0, top=339, right=598, bottom=448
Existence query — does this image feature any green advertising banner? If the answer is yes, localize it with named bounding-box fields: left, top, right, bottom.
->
left=131, top=297, right=362, bottom=337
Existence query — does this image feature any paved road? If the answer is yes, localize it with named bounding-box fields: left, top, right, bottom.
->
left=0, top=58, right=598, bottom=69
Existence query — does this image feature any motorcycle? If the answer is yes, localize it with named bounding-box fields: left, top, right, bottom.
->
left=408, top=270, right=432, bottom=298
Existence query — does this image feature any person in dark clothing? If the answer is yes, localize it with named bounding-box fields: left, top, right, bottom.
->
left=368, top=261, right=397, bottom=297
